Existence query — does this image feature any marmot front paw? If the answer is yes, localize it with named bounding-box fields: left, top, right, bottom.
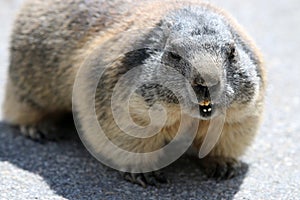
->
left=121, top=171, right=168, bottom=188
left=199, top=156, right=243, bottom=180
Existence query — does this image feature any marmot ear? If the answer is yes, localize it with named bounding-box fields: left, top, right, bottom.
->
left=160, top=20, right=173, bottom=36
left=165, top=21, right=174, bottom=29
left=224, top=42, right=238, bottom=62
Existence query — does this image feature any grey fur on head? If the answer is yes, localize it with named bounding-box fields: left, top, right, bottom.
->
left=129, top=6, right=260, bottom=119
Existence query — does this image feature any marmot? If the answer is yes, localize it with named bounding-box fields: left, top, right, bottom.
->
left=3, top=0, right=266, bottom=187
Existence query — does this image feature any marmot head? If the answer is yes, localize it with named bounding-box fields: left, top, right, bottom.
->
left=122, top=7, right=260, bottom=120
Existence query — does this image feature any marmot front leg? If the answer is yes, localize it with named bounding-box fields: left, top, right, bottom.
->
left=95, top=122, right=170, bottom=187
left=194, top=119, right=258, bottom=180
left=115, top=135, right=169, bottom=187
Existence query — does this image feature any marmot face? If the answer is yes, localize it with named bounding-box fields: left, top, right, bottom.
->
left=133, top=7, right=260, bottom=120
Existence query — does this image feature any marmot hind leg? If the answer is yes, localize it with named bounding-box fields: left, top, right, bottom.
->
left=17, top=114, right=73, bottom=142
left=2, top=80, right=69, bottom=141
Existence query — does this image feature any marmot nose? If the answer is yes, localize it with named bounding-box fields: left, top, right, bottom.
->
left=192, top=78, right=221, bottom=99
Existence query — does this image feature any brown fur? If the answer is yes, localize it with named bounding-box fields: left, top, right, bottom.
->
left=3, top=0, right=266, bottom=180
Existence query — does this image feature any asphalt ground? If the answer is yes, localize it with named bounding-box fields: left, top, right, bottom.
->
left=0, top=0, right=299, bottom=199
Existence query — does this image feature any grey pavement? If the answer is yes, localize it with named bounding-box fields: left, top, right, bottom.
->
left=0, top=0, right=299, bottom=199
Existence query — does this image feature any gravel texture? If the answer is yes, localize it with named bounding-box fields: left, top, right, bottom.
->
left=0, top=0, right=299, bottom=199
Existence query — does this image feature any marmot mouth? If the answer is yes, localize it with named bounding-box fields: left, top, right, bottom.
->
left=199, top=100, right=213, bottom=117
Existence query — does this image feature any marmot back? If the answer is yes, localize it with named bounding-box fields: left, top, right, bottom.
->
left=3, top=0, right=266, bottom=187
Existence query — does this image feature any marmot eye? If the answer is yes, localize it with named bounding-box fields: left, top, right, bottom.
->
left=228, top=47, right=236, bottom=60
left=224, top=43, right=237, bottom=62
left=169, top=52, right=182, bottom=61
